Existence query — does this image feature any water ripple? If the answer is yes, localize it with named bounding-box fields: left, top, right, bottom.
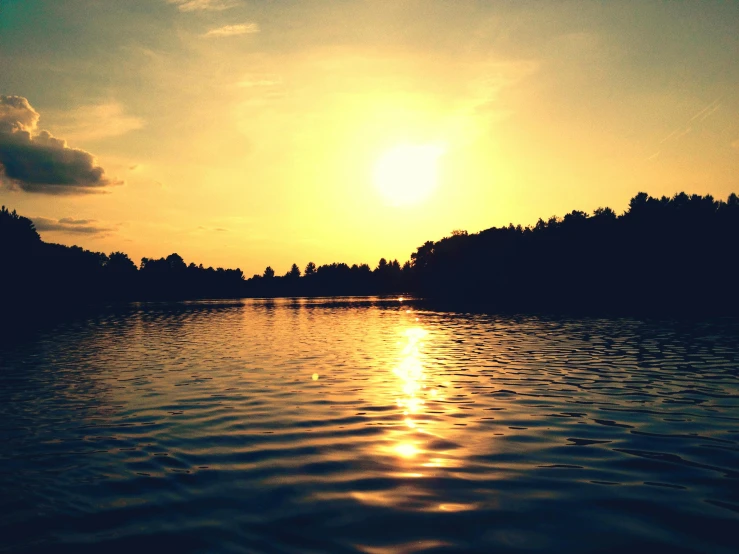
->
left=0, top=298, right=738, bottom=553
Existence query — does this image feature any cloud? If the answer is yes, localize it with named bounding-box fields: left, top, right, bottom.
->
left=466, top=60, right=539, bottom=117
left=33, top=216, right=113, bottom=235
left=50, top=102, right=144, bottom=142
left=204, top=23, right=259, bottom=38
left=0, top=96, right=121, bottom=194
left=168, top=0, right=237, bottom=12
left=237, top=77, right=280, bottom=88
left=197, top=225, right=229, bottom=232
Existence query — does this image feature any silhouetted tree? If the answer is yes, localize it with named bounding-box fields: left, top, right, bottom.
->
left=4, top=190, right=739, bottom=314
left=593, top=207, right=617, bottom=220
left=0, top=205, right=40, bottom=248
left=166, top=253, right=187, bottom=272
left=406, top=191, right=739, bottom=314
left=106, top=252, right=137, bottom=273
left=411, top=241, right=435, bottom=273
left=287, top=263, right=301, bottom=279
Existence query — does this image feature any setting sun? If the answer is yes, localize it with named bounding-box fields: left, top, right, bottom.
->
left=373, top=144, right=445, bottom=207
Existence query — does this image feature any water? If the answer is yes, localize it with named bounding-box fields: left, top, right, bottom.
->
left=1, top=298, right=738, bottom=553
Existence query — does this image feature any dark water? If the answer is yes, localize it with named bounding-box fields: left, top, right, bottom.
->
left=1, top=298, right=738, bottom=553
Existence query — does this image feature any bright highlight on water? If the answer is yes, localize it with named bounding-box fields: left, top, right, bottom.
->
left=1, top=298, right=737, bottom=553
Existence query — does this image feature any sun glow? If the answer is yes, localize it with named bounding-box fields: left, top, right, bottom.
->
left=373, top=144, right=445, bottom=207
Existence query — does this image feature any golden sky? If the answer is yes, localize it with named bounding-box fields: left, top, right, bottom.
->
left=1, top=0, right=737, bottom=275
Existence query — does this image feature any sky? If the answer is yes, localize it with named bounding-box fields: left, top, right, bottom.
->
left=1, top=0, right=738, bottom=276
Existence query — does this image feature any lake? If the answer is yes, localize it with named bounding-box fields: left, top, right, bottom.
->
left=1, top=298, right=738, bottom=553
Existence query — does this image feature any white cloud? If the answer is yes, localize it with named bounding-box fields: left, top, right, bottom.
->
left=204, top=23, right=260, bottom=38
left=49, top=102, right=144, bottom=142
left=167, top=0, right=237, bottom=12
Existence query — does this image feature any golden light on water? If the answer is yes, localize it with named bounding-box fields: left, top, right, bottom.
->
left=373, top=319, right=461, bottom=507
left=384, top=326, right=433, bottom=462
left=394, top=443, right=419, bottom=458
left=438, top=503, right=478, bottom=512
left=394, top=327, right=428, bottom=416
left=321, top=312, right=475, bottom=514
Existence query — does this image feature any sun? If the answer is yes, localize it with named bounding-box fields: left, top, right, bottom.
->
left=373, top=144, right=445, bottom=207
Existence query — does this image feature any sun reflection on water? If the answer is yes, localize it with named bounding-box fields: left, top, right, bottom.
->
left=394, top=443, right=419, bottom=458
left=384, top=325, right=451, bottom=466
left=359, top=317, right=467, bottom=513
left=394, top=327, right=428, bottom=417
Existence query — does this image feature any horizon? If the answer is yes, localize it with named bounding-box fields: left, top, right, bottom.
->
left=1, top=1, right=738, bottom=276
left=3, top=188, right=739, bottom=276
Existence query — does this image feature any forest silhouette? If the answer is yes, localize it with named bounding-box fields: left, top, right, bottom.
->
left=2, top=191, right=738, bottom=315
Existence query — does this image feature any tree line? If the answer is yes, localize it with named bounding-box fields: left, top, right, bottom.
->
left=0, top=205, right=408, bottom=303
left=1, top=208, right=244, bottom=302
left=2, top=190, right=738, bottom=314
left=409, top=192, right=739, bottom=314
left=245, top=257, right=411, bottom=297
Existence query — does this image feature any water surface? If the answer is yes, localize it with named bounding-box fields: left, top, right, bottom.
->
left=1, top=298, right=738, bottom=553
